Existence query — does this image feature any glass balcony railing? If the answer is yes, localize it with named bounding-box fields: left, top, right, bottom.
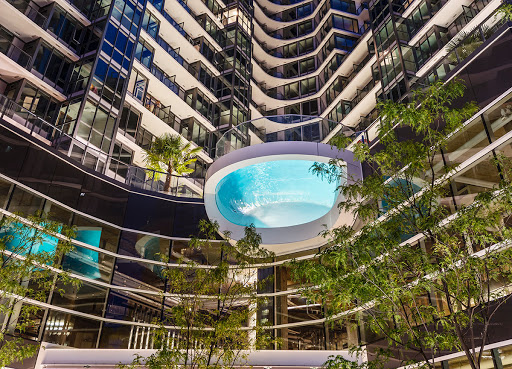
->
left=0, top=34, right=32, bottom=69
left=176, top=0, right=192, bottom=13
left=9, top=0, right=50, bottom=28
left=6, top=0, right=85, bottom=54
left=0, top=94, right=205, bottom=199
left=148, top=0, right=197, bottom=45
left=414, top=10, right=508, bottom=88
left=144, top=28, right=217, bottom=96
left=216, top=114, right=355, bottom=157
left=136, top=53, right=215, bottom=123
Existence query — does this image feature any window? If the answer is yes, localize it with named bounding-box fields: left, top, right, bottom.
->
left=56, top=99, right=82, bottom=134
left=112, top=0, right=142, bottom=35
left=32, top=42, right=72, bottom=91
left=142, top=10, right=160, bottom=38
left=302, top=100, right=319, bottom=116
left=110, top=142, right=134, bottom=178
left=300, top=57, right=315, bottom=75
left=127, top=69, right=148, bottom=101
left=47, top=6, right=83, bottom=51
left=181, top=118, right=209, bottom=148
left=7, top=186, right=43, bottom=215
left=297, top=3, right=313, bottom=17
left=330, top=0, right=356, bottom=13
left=334, top=35, right=357, bottom=51
left=43, top=311, right=100, bottom=348
left=134, top=39, right=154, bottom=68
left=102, top=21, right=135, bottom=70
left=90, top=58, right=127, bottom=109
left=67, top=58, right=93, bottom=95
left=284, top=82, right=299, bottom=99
left=77, top=100, right=116, bottom=152
left=483, top=92, right=512, bottom=140
left=300, top=77, right=317, bottom=97
left=379, top=46, right=403, bottom=87
left=17, top=82, right=59, bottom=123
left=135, top=126, right=154, bottom=149
left=332, top=15, right=358, bottom=33
left=119, top=104, right=142, bottom=138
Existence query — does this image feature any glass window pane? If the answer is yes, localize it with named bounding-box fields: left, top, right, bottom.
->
left=43, top=310, right=100, bottom=348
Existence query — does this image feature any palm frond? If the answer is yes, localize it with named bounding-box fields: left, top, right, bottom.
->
left=142, top=133, right=203, bottom=177
left=177, top=167, right=194, bottom=174
left=188, top=146, right=203, bottom=156
left=182, top=158, right=199, bottom=166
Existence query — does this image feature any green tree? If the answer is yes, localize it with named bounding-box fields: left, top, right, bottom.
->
left=496, top=1, right=512, bottom=22
left=293, top=79, right=512, bottom=369
left=144, top=134, right=202, bottom=192
left=126, top=221, right=276, bottom=369
left=0, top=212, right=78, bottom=367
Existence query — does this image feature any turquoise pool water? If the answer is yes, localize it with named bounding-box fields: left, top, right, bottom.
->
left=215, top=160, right=340, bottom=228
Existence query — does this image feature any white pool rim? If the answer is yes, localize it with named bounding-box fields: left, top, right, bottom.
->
left=204, top=141, right=362, bottom=254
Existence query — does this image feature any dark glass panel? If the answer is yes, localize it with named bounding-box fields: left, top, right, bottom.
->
left=43, top=310, right=100, bottom=348
left=18, top=144, right=57, bottom=195
left=51, top=280, right=108, bottom=316
left=98, top=322, right=131, bottom=348
left=171, top=201, right=208, bottom=238
left=7, top=186, right=43, bottom=215
left=72, top=214, right=120, bottom=252
left=76, top=175, right=128, bottom=225
left=117, top=230, right=170, bottom=261
left=0, top=177, right=13, bottom=209
left=122, top=193, right=175, bottom=235
left=48, top=159, right=85, bottom=208
left=0, top=127, right=30, bottom=179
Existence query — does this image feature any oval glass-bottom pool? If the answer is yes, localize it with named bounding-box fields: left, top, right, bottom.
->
left=215, top=160, right=340, bottom=228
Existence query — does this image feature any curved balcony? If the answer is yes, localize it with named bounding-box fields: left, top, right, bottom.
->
left=0, top=94, right=205, bottom=199
left=216, top=115, right=355, bottom=158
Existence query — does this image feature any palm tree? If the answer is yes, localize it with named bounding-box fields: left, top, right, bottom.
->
left=144, top=134, right=202, bottom=192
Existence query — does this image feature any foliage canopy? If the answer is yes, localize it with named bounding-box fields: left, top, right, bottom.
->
left=144, top=134, right=202, bottom=191
left=294, top=79, right=512, bottom=369
left=125, top=220, right=276, bottom=369
left=0, top=212, right=78, bottom=367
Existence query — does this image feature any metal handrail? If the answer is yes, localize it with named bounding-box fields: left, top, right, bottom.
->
left=0, top=94, right=205, bottom=199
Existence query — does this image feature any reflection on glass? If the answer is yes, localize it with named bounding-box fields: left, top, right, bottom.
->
left=451, top=152, right=500, bottom=207
left=278, top=323, right=325, bottom=350
left=113, top=258, right=166, bottom=291
left=326, top=321, right=358, bottom=350
left=51, top=281, right=107, bottom=316
left=7, top=187, right=43, bottom=215
left=73, top=215, right=120, bottom=252
left=443, top=117, right=490, bottom=167
left=43, top=310, right=100, bottom=348
left=484, top=92, right=512, bottom=140
left=64, top=227, right=102, bottom=279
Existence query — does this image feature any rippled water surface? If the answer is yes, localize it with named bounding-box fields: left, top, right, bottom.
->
left=215, top=160, right=340, bottom=228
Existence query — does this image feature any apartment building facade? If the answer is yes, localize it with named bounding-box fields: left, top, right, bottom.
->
left=0, top=0, right=512, bottom=366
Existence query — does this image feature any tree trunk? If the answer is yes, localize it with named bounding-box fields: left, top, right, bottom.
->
left=164, top=172, right=172, bottom=192
left=164, top=162, right=173, bottom=192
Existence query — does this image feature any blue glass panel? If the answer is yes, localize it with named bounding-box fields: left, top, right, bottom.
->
left=115, top=30, right=128, bottom=52
left=94, top=58, right=108, bottom=82
left=1, top=222, right=61, bottom=265
left=62, top=227, right=102, bottom=279
left=105, top=23, right=117, bottom=44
